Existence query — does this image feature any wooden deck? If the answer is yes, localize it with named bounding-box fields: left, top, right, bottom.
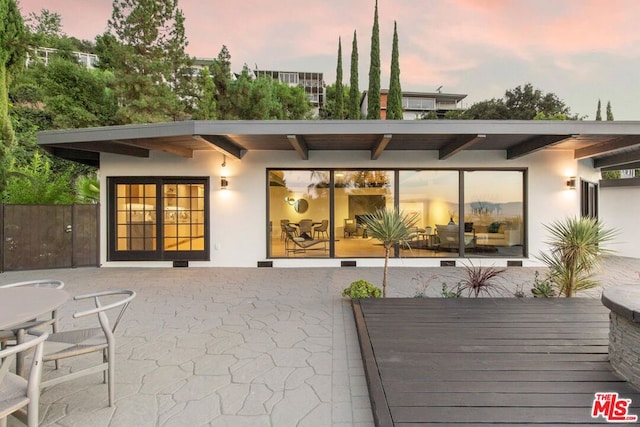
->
left=353, top=298, right=640, bottom=426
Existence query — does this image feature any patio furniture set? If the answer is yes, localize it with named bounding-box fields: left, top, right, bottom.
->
left=0, top=280, right=135, bottom=426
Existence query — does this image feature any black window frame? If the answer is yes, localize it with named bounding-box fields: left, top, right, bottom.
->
left=108, top=176, right=210, bottom=261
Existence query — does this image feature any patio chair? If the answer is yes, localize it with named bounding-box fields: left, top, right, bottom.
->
left=33, top=289, right=136, bottom=407
left=0, top=332, right=48, bottom=427
left=284, top=230, right=329, bottom=255
left=0, top=280, right=65, bottom=364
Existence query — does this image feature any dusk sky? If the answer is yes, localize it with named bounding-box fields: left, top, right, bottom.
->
left=17, top=0, right=640, bottom=120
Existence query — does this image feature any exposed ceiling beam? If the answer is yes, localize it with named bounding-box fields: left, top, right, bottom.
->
left=287, top=134, right=309, bottom=160
left=601, top=161, right=640, bottom=171
left=116, top=139, right=194, bottom=158
left=194, top=135, right=246, bottom=159
left=574, top=136, right=640, bottom=159
left=594, top=150, right=640, bottom=168
left=46, top=147, right=100, bottom=167
left=371, top=134, right=392, bottom=160
left=507, top=135, right=571, bottom=159
left=439, top=134, right=485, bottom=160
left=64, top=141, right=149, bottom=158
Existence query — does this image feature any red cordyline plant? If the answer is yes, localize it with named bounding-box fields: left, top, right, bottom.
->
left=458, top=261, right=507, bottom=297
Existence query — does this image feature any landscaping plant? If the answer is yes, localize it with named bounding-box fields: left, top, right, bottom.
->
left=342, top=279, right=381, bottom=299
left=458, top=261, right=506, bottom=297
left=530, top=271, right=556, bottom=297
left=360, top=208, right=418, bottom=297
left=537, top=216, right=616, bottom=297
left=441, top=282, right=462, bottom=298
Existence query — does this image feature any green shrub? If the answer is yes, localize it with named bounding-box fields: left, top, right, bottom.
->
left=531, top=271, right=556, bottom=298
left=342, top=279, right=382, bottom=299
left=441, top=282, right=462, bottom=298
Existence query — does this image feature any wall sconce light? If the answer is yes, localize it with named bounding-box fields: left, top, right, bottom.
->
left=566, top=176, right=576, bottom=190
left=220, top=155, right=228, bottom=189
left=284, top=196, right=296, bottom=205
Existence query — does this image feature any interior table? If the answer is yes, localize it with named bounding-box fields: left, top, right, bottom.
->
left=0, top=287, right=70, bottom=376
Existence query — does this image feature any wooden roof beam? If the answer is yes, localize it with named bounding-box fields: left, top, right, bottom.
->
left=594, top=150, right=640, bottom=168
left=507, top=135, right=571, bottom=159
left=371, top=134, right=392, bottom=160
left=574, top=136, right=640, bottom=159
left=195, top=135, right=246, bottom=159
left=287, top=135, right=309, bottom=160
left=439, top=134, right=485, bottom=160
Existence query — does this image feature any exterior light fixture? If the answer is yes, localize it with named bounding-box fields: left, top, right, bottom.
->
left=566, top=176, right=576, bottom=190
left=220, top=155, right=228, bottom=189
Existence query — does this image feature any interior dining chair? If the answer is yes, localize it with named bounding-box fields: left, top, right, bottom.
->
left=298, top=219, right=314, bottom=237
left=280, top=219, right=297, bottom=240
left=33, top=289, right=136, bottom=407
left=0, top=332, right=48, bottom=427
left=0, top=280, right=65, bottom=361
left=313, top=219, right=329, bottom=239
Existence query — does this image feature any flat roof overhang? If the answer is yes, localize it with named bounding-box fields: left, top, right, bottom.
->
left=37, top=120, right=640, bottom=169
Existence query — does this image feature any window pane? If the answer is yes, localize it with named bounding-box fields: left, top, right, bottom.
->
left=268, top=170, right=330, bottom=258
left=464, top=171, right=524, bottom=257
left=114, top=184, right=157, bottom=252
left=334, top=170, right=394, bottom=258
left=398, top=171, right=458, bottom=257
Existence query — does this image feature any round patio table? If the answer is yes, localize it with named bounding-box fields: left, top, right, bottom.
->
left=0, top=287, right=70, bottom=375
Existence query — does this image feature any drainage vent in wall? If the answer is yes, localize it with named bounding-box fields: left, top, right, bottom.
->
left=440, top=260, right=456, bottom=267
left=341, top=260, right=357, bottom=267
left=257, top=261, right=273, bottom=268
left=507, top=260, right=523, bottom=267
left=173, top=260, right=189, bottom=268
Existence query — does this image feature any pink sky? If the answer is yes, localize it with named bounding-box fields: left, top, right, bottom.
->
left=17, top=0, right=640, bottom=119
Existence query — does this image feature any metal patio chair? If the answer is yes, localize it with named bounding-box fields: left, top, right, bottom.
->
left=0, top=332, right=48, bottom=427
left=33, top=289, right=136, bottom=407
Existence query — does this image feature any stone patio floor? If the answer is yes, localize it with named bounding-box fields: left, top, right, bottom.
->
left=2, top=256, right=639, bottom=426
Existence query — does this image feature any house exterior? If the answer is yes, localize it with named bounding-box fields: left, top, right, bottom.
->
left=361, top=90, right=467, bottom=120
left=38, top=120, right=640, bottom=268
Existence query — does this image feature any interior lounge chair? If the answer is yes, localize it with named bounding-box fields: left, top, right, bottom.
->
left=344, top=218, right=358, bottom=237
left=284, top=230, right=329, bottom=255
left=436, top=224, right=476, bottom=251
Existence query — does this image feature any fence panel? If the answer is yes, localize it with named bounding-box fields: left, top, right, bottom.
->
left=1, top=204, right=98, bottom=271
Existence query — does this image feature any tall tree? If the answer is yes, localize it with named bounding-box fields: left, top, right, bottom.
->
left=0, top=0, right=27, bottom=194
left=386, top=21, right=402, bottom=120
left=606, top=101, right=614, bottom=121
left=348, top=30, right=361, bottom=119
left=595, top=99, right=602, bottom=121
left=334, top=37, right=344, bottom=119
left=211, top=45, right=233, bottom=119
left=367, top=0, right=381, bottom=119
left=107, top=0, right=191, bottom=123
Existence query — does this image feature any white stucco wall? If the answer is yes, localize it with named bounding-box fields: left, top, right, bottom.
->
left=600, top=186, right=640, bottom=259
left=99, top=148, right=586, bottom=268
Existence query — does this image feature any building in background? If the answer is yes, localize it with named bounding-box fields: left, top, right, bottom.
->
left=254, top=70, right=325, bottom=114
left=362, top=89, right=467, bottom=119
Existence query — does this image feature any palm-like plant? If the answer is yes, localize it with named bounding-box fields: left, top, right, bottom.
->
left=360, top=208, right=418, bottom=297
left=75, top=174, right=100, bottom=204
left=537, top=216, right=616, bottom=297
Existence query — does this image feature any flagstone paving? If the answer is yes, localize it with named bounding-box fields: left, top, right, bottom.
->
left=2, top=256, right=639, bottom=426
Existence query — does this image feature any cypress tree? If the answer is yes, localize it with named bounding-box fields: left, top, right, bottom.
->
left=348, top=31, right=361, bottom=119
left=595, top=99, right=602, bottom=121
left=606, top=101, right=614, bottom=120
left=335, top=37, right=344, bottom=120
left=386, top=21, right=402, bottom=120
left=367, top=0, right=381, bottom=119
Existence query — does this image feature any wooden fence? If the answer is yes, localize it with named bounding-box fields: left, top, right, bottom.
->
left=0, top=204, right=99, bottom=271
